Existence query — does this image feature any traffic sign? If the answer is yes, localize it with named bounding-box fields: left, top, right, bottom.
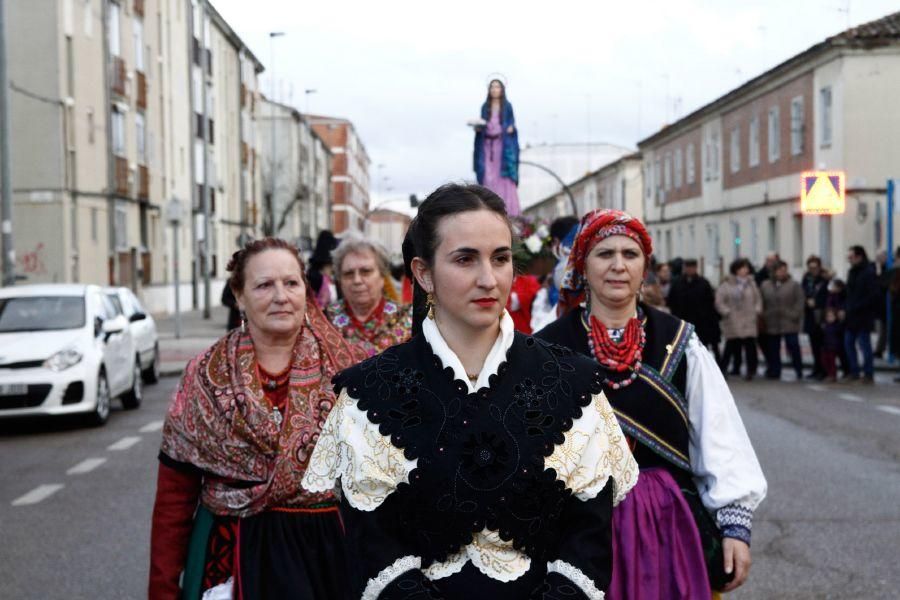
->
left=800, top=171, right=845, bottom=215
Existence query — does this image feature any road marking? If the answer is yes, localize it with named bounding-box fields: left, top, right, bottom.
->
left=107, top=436, right=142, bottom=451
left=875, top=405, right=900, bottom=416
left=139, top=420, right=164, bottom=433
left=806, top=384, right=827, bottom=392
left=838, top=393, right=864, bottom=402
left=66, top=457, right=108, bottom=475
left=11, top=484, right=64, bottom=506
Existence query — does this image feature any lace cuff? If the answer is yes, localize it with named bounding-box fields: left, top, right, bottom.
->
left=361, top=555, right=423, bottom=600
left=546, top=560, right=605, bottom=600
left=717, top=504, right=754, bottom=546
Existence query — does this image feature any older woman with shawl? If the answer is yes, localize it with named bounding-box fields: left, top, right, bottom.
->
left=325, top=233, right=412, bottom=358
left=536, top=209, right=767, bottom=599
left=149, top=238, right=364, bottom=600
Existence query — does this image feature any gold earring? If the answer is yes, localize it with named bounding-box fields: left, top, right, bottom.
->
left=239, top=310, right=247, bottom=333
left=426, top=292, right=435, bottom=320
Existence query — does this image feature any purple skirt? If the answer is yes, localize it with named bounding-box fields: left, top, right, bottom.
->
left=608, top=467, right=711, bottom=600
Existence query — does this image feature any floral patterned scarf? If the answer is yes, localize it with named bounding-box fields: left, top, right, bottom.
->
left=160, top=295, right=365, bottom=516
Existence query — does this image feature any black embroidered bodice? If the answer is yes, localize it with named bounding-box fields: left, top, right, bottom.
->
left=332, top=332, right=604, bottom=566
left=537, top=304, right=695, bottom=473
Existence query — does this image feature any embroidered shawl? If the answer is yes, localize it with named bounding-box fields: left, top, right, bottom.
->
left=325, top=297, right=412, bottom=358
left=160, top=296, right=365, bottom=516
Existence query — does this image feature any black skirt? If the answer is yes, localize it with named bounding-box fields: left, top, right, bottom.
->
left=237, top=508, right=350, bottom=600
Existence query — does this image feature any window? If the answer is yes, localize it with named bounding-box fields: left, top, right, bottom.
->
left=768, top=106, right=780, bottom=162
left=749, top=115, right=760, bottom=167
left=111, top=108, right=125, bottom=156
left=87, top=108, right=95, bottom=144
left=731, top=221, right=741, bottom=260
left=767, top=216, right=778, bottom=253
left=686, top=143, right=695, bottom=184
left=664, top=154, right=672, bottom=191
left=750, top=217, right=759, bottom=261
left=792, top=213, right=803, bottom=267
left=115, top=204, right=128, bottom=248
left=730, top=126, right=741, bottom=173
left=705, top=130, right=720, bottom=181
left=90, top=207, right=98, bottom=242
left=654, top=158, right=661, bottom=200
left=820, top=86, right=832, bottom=147
left=135, top=112, right=146, bottom=164
left=107, top=1, right=120, bottom=56
left=192, top=67, right=203, bottom=113
left=674, top=148, right=683, bottom=188
left=790, top=96, right=804, bottom=155
left=819, top=214, right=832, bottom=264
left=133, top=18, right=144, bottom=71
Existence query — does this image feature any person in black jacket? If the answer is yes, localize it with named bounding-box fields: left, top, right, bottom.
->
left=801, top=256, right=829, bottom=379
left=668, top=258, right=722, bottom=363
left=844, top=245, right=879, bottom=383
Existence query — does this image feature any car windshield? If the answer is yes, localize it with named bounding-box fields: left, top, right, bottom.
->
left=0, top=296, right=86, bottom=332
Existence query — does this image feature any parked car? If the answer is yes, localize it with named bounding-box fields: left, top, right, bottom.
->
left=0, top=284, right=143, bottom=426
left=104, top=286, right=160, bottom=384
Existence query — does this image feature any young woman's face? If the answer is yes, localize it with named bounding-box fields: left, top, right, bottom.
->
left=584, top=236, right=646, bottom=308
left=736, top=264, right=750, bottom=278
left=489, top=80, right=504, bottom=99
left=415, top=209, right=513, bottom=333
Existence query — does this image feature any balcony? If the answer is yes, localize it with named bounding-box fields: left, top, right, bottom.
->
left=110, top=57, right=127, bottom=98
left=133, top=0, right=144, bottom=17
left=136, top=71, right=147, bottom=110
left=114, top=156, right=129, bottom=197
left=138, top=165, right=149, bottom=200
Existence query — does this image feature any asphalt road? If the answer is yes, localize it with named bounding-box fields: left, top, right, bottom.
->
left=1, top=374, right=898, bottom=599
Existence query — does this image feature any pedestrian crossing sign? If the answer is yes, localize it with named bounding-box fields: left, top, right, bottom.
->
left=800, top=171, right=845, bottom=215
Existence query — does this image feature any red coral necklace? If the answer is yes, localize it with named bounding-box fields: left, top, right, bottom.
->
left=583, top=308, right=646, bottom=390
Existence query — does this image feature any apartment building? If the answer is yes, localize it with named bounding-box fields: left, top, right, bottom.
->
left=184, top=0, right=263, bottom=311
left=525, top=153, right=644, bottom=222
left=366, top=208, right=410, bottom=260
left=308, top=115, right=370, bottom=234
left=258, top=98, right=332, bottom=251
left=1, top=0, right=263, bottom=314
left=639, top=11, right=900, bottom=281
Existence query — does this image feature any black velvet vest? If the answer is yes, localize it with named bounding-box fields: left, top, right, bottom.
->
left=332, top=332, right=603, bottom=566
left=536, top=305, right=694, bottom=474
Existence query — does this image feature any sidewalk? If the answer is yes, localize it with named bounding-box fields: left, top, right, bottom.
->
left=156, top=306, right=231, bottom=376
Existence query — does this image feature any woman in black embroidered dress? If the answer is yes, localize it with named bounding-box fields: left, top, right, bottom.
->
left=536, top=209, right=767, bottom=599
left=303, top=184, right=637, bottom=599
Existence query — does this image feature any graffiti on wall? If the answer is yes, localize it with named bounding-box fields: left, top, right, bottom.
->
left=17, top=243, right=47, bottom=275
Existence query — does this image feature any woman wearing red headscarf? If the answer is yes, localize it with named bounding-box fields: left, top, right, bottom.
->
left=536, top=210, right=767, bottom=599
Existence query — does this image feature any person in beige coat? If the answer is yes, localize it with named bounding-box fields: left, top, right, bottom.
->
left=759, top=260, right=805, bottom=379
left=716, top=258, right=763, bottom=379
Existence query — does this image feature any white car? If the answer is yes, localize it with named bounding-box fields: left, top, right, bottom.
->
left=0, top=284, right=144, bottom=426
left=104, top=286, right=160, bottom=384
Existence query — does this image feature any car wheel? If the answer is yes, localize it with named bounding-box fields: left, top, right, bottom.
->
left=87, top=371, right=111, bottom=426
left=121, top=359, right=143, bottom=410
left=142, top=343, right=160, bottom=384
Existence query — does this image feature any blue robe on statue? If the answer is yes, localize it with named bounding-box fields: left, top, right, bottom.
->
left=473, top=100, right=519, bottom=185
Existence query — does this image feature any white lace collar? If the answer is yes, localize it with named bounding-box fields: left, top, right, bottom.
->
left=422, top=311, right=515, bottom=393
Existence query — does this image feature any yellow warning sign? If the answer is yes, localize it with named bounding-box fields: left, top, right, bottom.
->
left=800, top=171, right=845, bottom=215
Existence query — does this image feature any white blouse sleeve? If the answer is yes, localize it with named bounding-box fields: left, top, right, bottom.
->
left=686, top=333, right=767, bottom=543
left=301, top=389, right=416, bottom=511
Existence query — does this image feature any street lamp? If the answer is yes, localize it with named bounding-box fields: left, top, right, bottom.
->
left=304, top=88, right=316, bottom=115
left=268, top=32, right=285, bottom=236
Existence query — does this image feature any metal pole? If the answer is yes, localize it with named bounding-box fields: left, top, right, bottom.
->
left=519, top=159, right=579, bottom=215
left=200, top=1, right=210, bottom=318
left=0, top=0, right=14, bottom=286
left=887, top=179, right=895, bottom=362
left=173, top=221, right=181, bottom=339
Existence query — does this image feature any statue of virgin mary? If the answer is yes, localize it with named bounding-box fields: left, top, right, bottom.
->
left=471, top=77, right=521, bottom=215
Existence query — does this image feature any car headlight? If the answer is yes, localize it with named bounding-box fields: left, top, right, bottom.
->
left=44, top=348, right=83, bottom=371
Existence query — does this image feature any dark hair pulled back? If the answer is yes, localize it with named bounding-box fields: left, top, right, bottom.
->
left=402, top=183, right=510, bottom=336
left=227, top=237, right=304, bottom=293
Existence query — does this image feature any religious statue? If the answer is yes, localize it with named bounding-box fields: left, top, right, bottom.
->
left=470, top=77, right=521, bottom=215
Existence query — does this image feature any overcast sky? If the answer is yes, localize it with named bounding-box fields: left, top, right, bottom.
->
left=213, top=0, right=899, bottom=210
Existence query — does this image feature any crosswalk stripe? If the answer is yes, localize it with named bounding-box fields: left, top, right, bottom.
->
left=11, top=484, right=64, bottom=506
left=875, top=405, right=900, bottom=416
